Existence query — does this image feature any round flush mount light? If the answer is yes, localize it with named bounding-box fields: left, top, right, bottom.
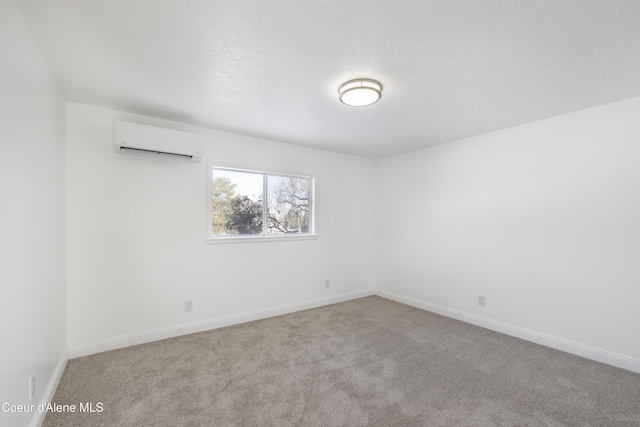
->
left=338, top=78, right=383, bottom=107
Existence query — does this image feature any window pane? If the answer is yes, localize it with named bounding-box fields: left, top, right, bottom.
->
left=267, top=175, right=310, bottom=234
left=212, top=169, right=263, bottom=236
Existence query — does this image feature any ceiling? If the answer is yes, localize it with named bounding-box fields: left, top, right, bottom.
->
left=18, top=0, right=640, bottom=158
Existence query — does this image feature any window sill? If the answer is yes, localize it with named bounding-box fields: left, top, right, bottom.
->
left=206, top=234, right=319, bottom=245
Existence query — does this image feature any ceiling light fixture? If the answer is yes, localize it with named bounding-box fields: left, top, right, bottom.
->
left=338, top=78, right=383, bottom=107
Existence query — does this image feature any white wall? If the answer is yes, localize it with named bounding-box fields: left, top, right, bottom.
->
left=375, top=96, right=640, bottom=366
left=65, top=102, right=376, bottom=351
left=0, top=1, right=66, bottom=426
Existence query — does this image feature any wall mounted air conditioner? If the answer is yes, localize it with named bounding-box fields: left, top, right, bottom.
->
left=114, top=121, right=204, bottom=162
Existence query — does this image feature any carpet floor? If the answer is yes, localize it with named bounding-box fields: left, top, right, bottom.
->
left=43, top=296, right=640, bottom=426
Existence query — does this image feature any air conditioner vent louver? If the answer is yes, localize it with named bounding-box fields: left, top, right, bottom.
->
left=114, top=121, right=204, bottom=162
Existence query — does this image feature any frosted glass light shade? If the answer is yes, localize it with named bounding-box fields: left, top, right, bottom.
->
left=338, top=79, right=382, bottom=107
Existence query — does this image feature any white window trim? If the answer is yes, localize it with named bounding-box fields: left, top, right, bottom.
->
left=206, top=163, right=317, bottom=244
left=206, top=234, right=319, bottom=245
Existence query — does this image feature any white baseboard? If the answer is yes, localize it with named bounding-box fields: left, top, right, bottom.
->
left=68, top=289, right=375, bottom=359
left=29, top=349, right=68, bottom=427
left=375, top=289, right=640, bottom=374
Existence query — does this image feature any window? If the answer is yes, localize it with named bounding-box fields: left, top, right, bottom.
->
left=208, top=166, right=315, bottom=242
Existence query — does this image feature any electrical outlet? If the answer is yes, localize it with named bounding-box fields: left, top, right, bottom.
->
left=325, top=280, right=330, bottom=288
left=29, top=374, right=35, bottom=400
left=478, top=296, right=486, bottom=307
left=184, top=300, right=193, bottom=312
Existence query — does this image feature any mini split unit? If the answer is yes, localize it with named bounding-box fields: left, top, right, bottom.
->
left=114, top=121, right=204, bottom=162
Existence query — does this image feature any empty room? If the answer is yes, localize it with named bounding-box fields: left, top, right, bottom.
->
left=2, top=0, right=640, bottom=426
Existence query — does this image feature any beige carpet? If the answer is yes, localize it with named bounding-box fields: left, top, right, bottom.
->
left=44, top=296, right=640, bottom=426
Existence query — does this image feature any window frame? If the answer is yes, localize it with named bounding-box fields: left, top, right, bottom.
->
left=206, top=164, right=318, bottom=244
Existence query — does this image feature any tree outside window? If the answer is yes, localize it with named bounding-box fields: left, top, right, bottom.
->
left=211, top=168, right=312, bottom=238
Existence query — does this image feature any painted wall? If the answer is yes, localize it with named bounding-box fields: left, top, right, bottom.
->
left=375, top=96, right=640, bottom=363
left=0, top=1, right=66, bottom=426
left=65, top=102, right=376, bottom=349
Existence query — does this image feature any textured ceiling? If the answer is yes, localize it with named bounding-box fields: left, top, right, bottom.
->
left=17, top=0, right=640, bottom=158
